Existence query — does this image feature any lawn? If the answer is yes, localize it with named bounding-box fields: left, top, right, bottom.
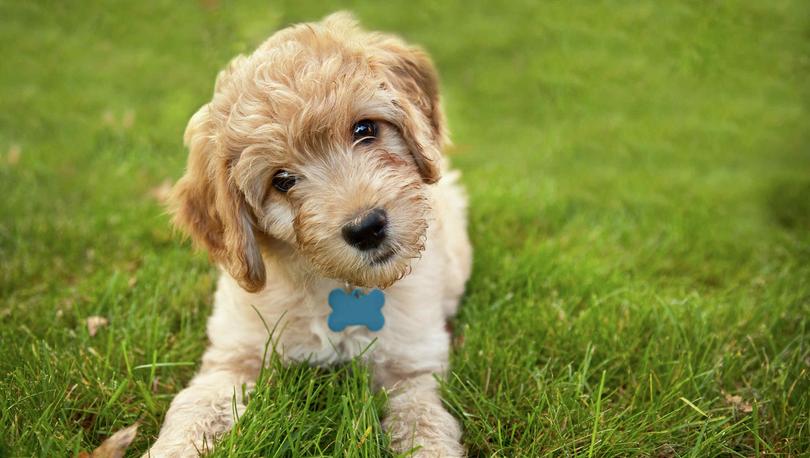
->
left=1, top=0, right=808, bottom=456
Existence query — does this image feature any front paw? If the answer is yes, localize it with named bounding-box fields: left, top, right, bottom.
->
left=384, top=407, right=464, bottom=457
left=406, top=442, right=465, bottom=458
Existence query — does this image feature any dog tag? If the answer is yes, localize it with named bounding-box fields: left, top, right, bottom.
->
left=327, top=288, right=385, bottom=332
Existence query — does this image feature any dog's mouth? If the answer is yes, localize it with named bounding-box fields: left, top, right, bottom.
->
left=368, top=247, right=396, bottom=266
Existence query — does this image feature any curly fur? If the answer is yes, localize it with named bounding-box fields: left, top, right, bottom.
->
left=149, top=12, right=471, bottom=457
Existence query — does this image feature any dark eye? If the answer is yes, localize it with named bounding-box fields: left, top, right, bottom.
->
left=352, top=119, right=377, bottom=144
left=272, top=170, right=297, bottom=193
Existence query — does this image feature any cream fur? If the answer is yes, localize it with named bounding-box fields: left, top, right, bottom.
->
left=147, top=12, right=471, bottom=457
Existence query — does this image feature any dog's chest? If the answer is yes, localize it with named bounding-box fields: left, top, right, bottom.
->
left=278, top=300, right=376, bottom=366
left=229, top=280, right=378, bottom=366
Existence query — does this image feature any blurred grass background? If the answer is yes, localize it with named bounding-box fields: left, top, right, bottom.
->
left=1, top=0, right=808, bottom=456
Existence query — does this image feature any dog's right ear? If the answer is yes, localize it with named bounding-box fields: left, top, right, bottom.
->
left=169, top=104, right=266, bottom=292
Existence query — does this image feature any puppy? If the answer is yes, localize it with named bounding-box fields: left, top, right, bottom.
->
left=147, top=12, right=471, bottom=457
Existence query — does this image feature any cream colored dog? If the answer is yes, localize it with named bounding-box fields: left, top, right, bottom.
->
left=147, top=12, right=471, bottom=457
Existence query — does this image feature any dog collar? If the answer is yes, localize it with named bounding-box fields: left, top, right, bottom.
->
left=327, top=285, right=385, bottom=332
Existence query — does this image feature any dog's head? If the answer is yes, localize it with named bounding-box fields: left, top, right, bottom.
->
left=169, top=12, right=447, bottom=292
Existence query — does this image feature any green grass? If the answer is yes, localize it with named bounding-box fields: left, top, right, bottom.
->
left=1, top=0, right=808, bottom=456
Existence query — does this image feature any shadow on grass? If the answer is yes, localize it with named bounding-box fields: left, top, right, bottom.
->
left=767, top=178, right=810, bottom=233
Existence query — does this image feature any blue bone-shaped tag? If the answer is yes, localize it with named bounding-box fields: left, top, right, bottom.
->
left=327, top=288, right=385, bottom=332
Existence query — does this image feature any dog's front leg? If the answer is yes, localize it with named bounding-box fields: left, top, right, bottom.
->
left=144, top=348, right=260, bottom=458
left=375, top=366, right=464, bottom=457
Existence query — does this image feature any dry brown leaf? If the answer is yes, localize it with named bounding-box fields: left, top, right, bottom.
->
left=86, top=316, right=109, bottom=337
left=724, top=392, right=753, bottom=413
left=121, top=109, right=135, bottom=129
left=102, top=110, right=116, bottom=126
left=149, top=178, right=174, bottom=203
left=7, top=144, right=21, bottom=165
left=198, top=0, right=220, bottom=10
left=452, top=332, right=465, bottom=349
left=87, top=423, right=139, bottom=458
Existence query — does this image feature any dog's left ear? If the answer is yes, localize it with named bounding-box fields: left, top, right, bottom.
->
left=373, top=38, right=447, bottom=184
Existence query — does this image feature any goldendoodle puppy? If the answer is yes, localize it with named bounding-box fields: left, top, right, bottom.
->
left=148, top=12, right=471, bottom=457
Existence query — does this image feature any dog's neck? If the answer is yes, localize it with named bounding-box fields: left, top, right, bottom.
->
left=255, top=237, right=318, bottom=288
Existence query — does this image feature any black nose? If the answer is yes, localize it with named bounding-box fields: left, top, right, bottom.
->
left=342, top=208, right=388, bottom=251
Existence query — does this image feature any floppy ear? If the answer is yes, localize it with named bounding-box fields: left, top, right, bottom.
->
left=169, top=105, right=266, bottom=292
left=374, top=39, right=447, bottom=184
